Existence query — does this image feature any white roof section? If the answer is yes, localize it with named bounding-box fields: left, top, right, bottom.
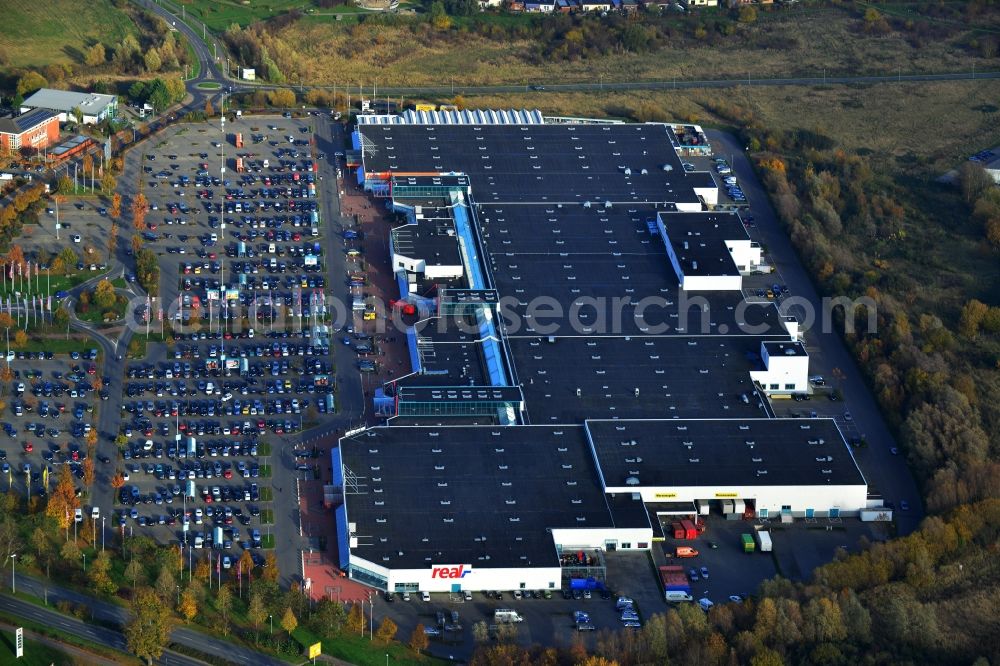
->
left=357, top=108, right=545, bottom=126
left=22, top=89, right=117, bottom=116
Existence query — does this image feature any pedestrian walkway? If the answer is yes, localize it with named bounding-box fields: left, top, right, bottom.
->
left=299, top=443, right=370, bottom=603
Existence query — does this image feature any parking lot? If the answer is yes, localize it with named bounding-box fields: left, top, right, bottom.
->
left=107, top=114, right=351, bottom=575
left=1, top=350, right=107, bottom=523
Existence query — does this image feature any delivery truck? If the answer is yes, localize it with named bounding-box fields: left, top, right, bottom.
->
left=659, top=566, right=693, bottom=602
left=672, top=522, right=685, bottom=540
left=755, top=530, right=772, bottom=552
left=235, top=133, right=243, bottom=148
left=674, top=546, right=699, bottom=558
left=235, top=157, right=245, bottom=173
left=741, top=533, right=756, bottom=553
left=214, top=526, right=224, bottom=548
left=681, top=519, right=698, bottom=540
left=494, top=609, right=523, bottom=623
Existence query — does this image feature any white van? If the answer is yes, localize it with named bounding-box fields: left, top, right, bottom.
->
left=494, top=609, right=523, bottom=623
left=420, top=591, right=430, bottom=602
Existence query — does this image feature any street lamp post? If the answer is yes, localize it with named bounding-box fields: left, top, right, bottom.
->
left=9, top=553, right=15, bottom=594
left=176, top=585, right=180, bottom=606
left=101, top=516, right=106, bottom=551
left=82, top=553, right=86, bottom=572
left=269, top=614, right=273, bottom=635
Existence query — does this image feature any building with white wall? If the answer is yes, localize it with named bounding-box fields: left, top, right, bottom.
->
left=21, top=88, right=117, bottom=125
left=657, top=211, right=760, bottom=291
left=750, top=340, right=809, bottom=395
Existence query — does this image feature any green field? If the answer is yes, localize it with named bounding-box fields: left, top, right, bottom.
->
left=0, top=0, right=139, bottom=69
left=174, top=0, right=313, bottom=31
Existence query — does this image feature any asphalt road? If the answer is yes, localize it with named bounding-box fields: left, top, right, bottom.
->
left=707, top=129, right=923, bottom=535
left=8, top=572, right=289, bottom=666
left=0, top=592, right=204, bottom=666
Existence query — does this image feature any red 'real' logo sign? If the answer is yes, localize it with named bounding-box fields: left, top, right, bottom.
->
left=431, top=565, right=472, bottom=579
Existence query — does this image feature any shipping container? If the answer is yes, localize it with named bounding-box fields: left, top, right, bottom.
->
left=235, top=157, right=245, bottom=173
left=681, top=519, right=698, bottom=540
left=755, top=530, right=772, bottom=552
left=671, top=522, right=685, bottom=540
left=659, top=565, right=692, bottom=602
left=235, top=133, right=243, bottom=148
left=741, top=534, right=756, bottom=553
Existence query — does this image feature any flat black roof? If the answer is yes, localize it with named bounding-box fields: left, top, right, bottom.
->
left=410, top=320, right=493, bottom=386
left=341, top=425, right=614, bottom=569
left=391, top=174, right=470, bottom=189
left=764, top=340, right=808, bottom=357
left=391, top=221, right=462, bottom=267
left=439, top=288, right=499, bottom=305
left=659, top=211, right=751, bottom=277
left=360, top=124, right=704, bottom=205
left=585, top=418, right=867, bottom=489
left=397, top=385, right=523, bottom=404
left=512, top=336, right=775, bottom=423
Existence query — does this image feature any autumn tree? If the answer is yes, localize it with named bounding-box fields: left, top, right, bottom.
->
left=155, top=566, right=176, bottom=604
left=89, top=550, right=118, bottom=595
left=60, top=538, right=81, bottom=565
left=204, top=99, right=214, bottom=116
left=262, top=551, right=279, bottom=582
left=124, top=559, right=146, bottom=588
left=45, top=464, right=79, bottom=532
left=82, top=457, right=95, bottom=488
left=111, top=471, right=125, bottom=490
left=125, top=587, right=172, bottom=663
left=132, top=193, right=148, bottom=231
left=85, top=43, right=106, bottom=67
left=93, top=279, right=117, bottom=310
left=101, top=172, right=116, bottom=196
left=178, top=587, right=198, bottom=621
left=247, top=591, right=267, bottom=633
left=216, top=585, right=233, bottom=636
left=280, top=606, right=298, bottom=635
left=12, top=331, right=27, bottom=349
left=346, top=603, right=364, bottom=634
left=110, top=193, right=122, bottom=219
left=267, top=89, right=296, bottom=108
left=409, top=623, right=429, bottom=652
left=131, top=234, right=143, bottom=255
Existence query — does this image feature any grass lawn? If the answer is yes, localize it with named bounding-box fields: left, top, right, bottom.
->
left=259, top=464, right=272, bottom=478
left=126, top=330, right=170, bottom=358
left=196, top=81, right=221, bottom=89
left=260, top=508, right=274, bottom=524
left=293, top=627, right=443, bottom=666
left=75, top=295, right=127, bottom=324
left=259, top=487, right=273, bottom=502
left=0, top=272, right=89, bottom=299
left=258, top=441, right=272, bottom=456
left=0, top=0, right=139, bottom=69
left=19, top=335, right=98, bottom=355
left=176, top=0, right=313, bottom=31
left=261, top=533, right=275, bottom=549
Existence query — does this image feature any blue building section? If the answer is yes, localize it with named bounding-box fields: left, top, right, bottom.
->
left=406, top=327, right=423, bottom=374
left=373, top=387, right=395, bottom=416
left=331, top=448, right=350, bottom=570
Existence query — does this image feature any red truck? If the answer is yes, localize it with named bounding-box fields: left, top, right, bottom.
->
left=235, top=133, right=244, bottom=148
